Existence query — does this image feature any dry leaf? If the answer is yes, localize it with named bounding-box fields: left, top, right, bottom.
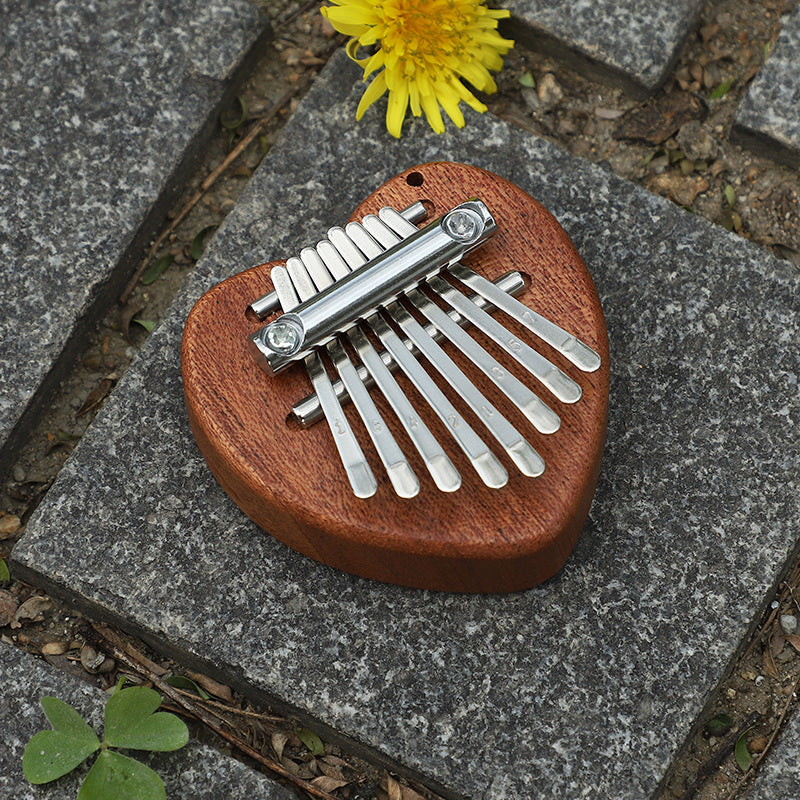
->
left=119, top=302, right=146, bottom=341
left=318, top=761, right=347, bottom=781
left=11, top=595, right=53, bottom=628
left=41, top=641, right=68, bottom=656
left=770, top=629, right=786, bottom=658
left=186, top=670, right=233, bottom=701
left=322, top=755, right=350, bottom=768
left=387, top=775, right=403, bottom=800
left=311, top=775, right=349, bottom=792
left=400, top=786, right=427, bottom=800
left=272, top=731, right=289, bottom=761
left=785, top=633, right=800, bottom=653
left=762, top=643, right=779, bottom=679
left=614, top=93, right=707, bottom=144
left=76, top=377, right=115, bottom=417
left=281, top=755, right=301, bottom=775
left=0, top=589, right=18, bottom=626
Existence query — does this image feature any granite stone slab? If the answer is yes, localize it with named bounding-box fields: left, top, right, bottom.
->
left=0, top=642, right=293, bottom=800
left=748, top=709, right=800, bottom=799
left=13, top=51, right=800, bottom=798
left=732, top=3, right=800, bottom=168
left=0, top=0, right=268, bottom=477
left=504, top=0, right=705, bottom=94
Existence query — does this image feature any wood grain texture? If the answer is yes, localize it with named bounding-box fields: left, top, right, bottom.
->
left=181, top=162, right=609, bottom=592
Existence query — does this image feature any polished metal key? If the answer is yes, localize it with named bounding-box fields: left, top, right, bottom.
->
left=249, top=197, right=601, bottom=497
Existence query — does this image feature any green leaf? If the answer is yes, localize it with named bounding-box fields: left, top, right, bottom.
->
left=0, top=558, right=9, bottom=581
left=710, top=79, right=732, bottom=100
left=132, top=319, right=156, bottom=333
left=78, top=750, right=166, bottom=800
left=164, top=675, right=210, bottom=700
left=141, top=253, right=173, bottom=286
left=735, top=729, right=754, bottom=772
left=221, top=96, right=247, bottom=130
left=705, top=713, right=733, bottom=737
left=518, top=71, right=535, bottom=88
left=189, top=225, right=216, bottom=261
left=104, top=686, right=188, bottom=752
left=296, top=727, right=324, bottom=756
left=23, top=698, right=100, bottom=783
left=724, top=184, right=736, bottom=208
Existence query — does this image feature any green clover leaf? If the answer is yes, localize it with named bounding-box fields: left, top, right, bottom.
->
left=104, top=686, right=189, bottom=751
left=78, top=750, right=166, bottom=800
left=23, top=697, right=101, bottom=783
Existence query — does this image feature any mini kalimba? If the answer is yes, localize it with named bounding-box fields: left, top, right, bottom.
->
left=182, top=162, right=609, bottom=592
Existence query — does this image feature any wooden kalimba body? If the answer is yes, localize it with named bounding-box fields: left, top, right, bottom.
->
left=181, top=162, right=609, bottom=593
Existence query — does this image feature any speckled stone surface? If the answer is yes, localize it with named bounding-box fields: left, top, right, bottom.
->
left=13, top=52, right=800, bottom=799
left=0, top=0, right=267, bottom=475
left=733, top=3, right=800, bottom=168
left=504, top=0, right=705, bottom=93
left=748, top=710, right=800, bottom=799
left=0, top=643, right=292, bottom=800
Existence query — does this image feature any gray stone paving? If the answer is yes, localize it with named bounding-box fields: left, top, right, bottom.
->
left=748, top=711, right=800, bottom=799
left=733, top=3, right=800, bottom=168
left=0, top=0, right=268, bottom=476
left=504, top=0, right=705, bottom=94
left=0, top=642, right=293, bottom=800
left=12, top=51, right=800, bottom=798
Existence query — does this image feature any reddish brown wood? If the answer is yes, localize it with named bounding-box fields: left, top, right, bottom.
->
left=181, top=162, right=609, bottom=592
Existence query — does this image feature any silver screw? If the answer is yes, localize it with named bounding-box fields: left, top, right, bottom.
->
left=442, top=209, right=482, bottom=242
left=263, top=319, right=302, bottom=354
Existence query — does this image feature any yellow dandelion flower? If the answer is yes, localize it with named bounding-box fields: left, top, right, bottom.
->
left=321, top=0, right=514, bottom=138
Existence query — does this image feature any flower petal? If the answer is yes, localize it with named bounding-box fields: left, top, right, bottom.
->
left=386, top=81, right=410, bottom=137
left=356, top=71, right=388, bottom=119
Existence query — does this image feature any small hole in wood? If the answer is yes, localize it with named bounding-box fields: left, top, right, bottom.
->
left=245, top=305, right=261, bottom=323
left=406, top=171, right=424, bottom=186
left=285, top=412, right=301, bottom=430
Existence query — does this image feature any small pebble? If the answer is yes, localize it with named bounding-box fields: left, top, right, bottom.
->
left=80, top=645, right=105, bottom=672
left=41, top=641, right=68, bottom=656
left=537, top=73, right=563, bottom=109
left=772, top=600, right=780, bottom=609
left=12, top=465, right=25, bottom=482
left=780, top=614, right=797, bottom=634
left=755, top=675, right=764, bottom=686
left=97, top=656, right=116, bottom=674
left=0, top=515, right=21, bottom=538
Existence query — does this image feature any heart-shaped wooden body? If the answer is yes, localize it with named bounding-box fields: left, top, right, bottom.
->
left=182, top=162, right=609, bottom=593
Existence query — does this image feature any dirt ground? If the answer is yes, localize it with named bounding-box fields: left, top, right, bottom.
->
left=2, top=1, right=800, bottom=798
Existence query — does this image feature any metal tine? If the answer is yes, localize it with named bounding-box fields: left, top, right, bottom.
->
left=332, top=220, right=508, bottom=489
left=274, top=263, right=377, bottom=499
left=379, top=207, right=586, bottom=403
left=348, top=326, right=461, bottom=493
left=407, top=282, right=561, bottom=435
left=367, top=312, right=508, bottom=489
left=290, top=269, right=528, bottom=428
left=249, top=204, right=429, bottom=320
left=448, top=263, right=602, bottom=373
left=362, top=215, right=548, bottom=472
left=363, top=215, right=559, bottom=434
left=322, top=223, right=461, bottom=492
left=426, top=275, right=582, bottom=404
left=385, top=300, right=545, bottom=478
left=286, top=257, right=419, bottom=499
